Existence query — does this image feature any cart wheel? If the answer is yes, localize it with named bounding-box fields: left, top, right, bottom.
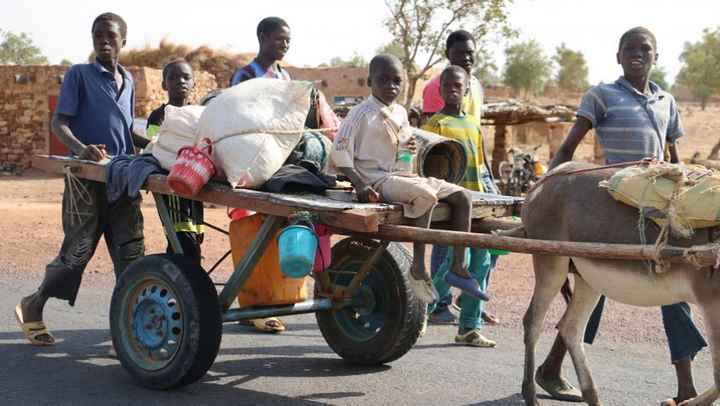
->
left=110, top=254, right=222, bottom=389
left=316, top=238, right=425, bottom=365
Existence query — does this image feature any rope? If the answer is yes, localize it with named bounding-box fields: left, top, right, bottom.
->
left=63, top=166, right=92, bottom=226
left=527, top=158, right=657, bottom=196
left=213, top=127, right=338, bottom=146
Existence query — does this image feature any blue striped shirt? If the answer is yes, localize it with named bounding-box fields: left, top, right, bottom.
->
left=577, top=77, right=683, bottom=164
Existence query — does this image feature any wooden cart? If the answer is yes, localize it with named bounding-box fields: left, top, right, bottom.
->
left=33, top=155, right=522, bottom=390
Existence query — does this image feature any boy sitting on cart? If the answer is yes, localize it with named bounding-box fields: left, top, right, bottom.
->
left=329, top=54, right=489, bottom=304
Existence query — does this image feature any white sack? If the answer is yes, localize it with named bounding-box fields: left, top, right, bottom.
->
left=149, top=105, right=205, bottom=170
left=197, top=79, right=312, bottom=188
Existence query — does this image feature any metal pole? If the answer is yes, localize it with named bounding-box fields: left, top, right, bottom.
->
left=218, top=215, right=285, bottom=310
left=153, top=193, right=184, bottom=255
left=221, top=298, right=335, bottom=323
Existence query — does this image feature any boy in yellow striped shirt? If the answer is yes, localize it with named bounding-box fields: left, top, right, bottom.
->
left=421, top=66, right=498, bottom=347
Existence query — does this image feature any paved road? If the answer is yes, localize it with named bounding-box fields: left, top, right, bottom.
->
left=0, top=273, right=714, bottom=406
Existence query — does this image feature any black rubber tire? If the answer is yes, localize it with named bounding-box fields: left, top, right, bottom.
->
left=110, top=254, right=222, bottom=389
left=316, top=238, right=425, bottom=365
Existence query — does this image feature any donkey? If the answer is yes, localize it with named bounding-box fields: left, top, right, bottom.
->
left=520, top=162, right=720, bottom=406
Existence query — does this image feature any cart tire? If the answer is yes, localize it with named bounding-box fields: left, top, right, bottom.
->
left=316, top=238, right=424, bottom=365
left=110, top=254, right=222, bottom=389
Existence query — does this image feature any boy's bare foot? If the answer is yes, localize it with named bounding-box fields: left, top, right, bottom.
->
left=409, top=257, right=438, bottom=304
left=410, top=256, right=430, bottom=281
left=20, top=293, right=45, bottom=323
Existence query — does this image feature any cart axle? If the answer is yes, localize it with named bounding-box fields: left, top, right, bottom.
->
left=222, top=298, right=335, bottom=323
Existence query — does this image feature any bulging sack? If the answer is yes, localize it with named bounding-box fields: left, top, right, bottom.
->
left=601, top=162, right=720, bottom=236
left=148, top=105, right=206, bottom=170
left=197, top=79, right=313, bottom=188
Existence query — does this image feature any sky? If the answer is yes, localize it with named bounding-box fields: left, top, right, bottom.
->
left=3, top=0, right=718, bottom=86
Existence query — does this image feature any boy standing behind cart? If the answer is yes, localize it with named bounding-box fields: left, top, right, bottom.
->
left=422, top=66, right=498, bottom=347
left=146, top=59, right=204, bottom=266
left=16, top=13, right=144, bottom=346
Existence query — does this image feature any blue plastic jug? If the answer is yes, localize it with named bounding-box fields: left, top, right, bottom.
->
left=277, top=224, right=318, bottom=278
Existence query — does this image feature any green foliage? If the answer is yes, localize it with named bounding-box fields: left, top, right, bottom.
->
left=553, top=43, right=589, bottom=92
left=676, top=27, right=720, bottom=110
left=649, top=66, right=670, bottom=90
left=503, top=39, right=551, bottom=96
left=319, top=52, right=367, bottom=68
left=0, top=29, right=48, bottom=65
left=60, top=58, right=73, bottom=66
left=473, top=46, right=501, bottom=86
left=384, top=0, right=515, bottom=107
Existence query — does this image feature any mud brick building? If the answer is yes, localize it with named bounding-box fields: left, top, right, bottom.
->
left=0, top=65, right=217, bottom=168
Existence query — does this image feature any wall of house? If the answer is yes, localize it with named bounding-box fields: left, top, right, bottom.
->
left=0, top=65, right=217, bottom=168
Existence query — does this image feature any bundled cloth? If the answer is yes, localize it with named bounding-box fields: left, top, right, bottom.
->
left=197, top=78, right=313, bottom=188
left=145, top=105, right=206, bottom=170
left=600, top=162, right=720, bottom=238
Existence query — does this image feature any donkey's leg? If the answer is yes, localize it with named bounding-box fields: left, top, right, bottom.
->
left=557, top=274, right=603, bottom=406
left=680, top=300, right=720, bottom=406
left=523, top=255, right=570, bottom=406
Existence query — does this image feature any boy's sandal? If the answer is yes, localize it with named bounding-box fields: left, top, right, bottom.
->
left=659, top=398, right=679, bottom=406
left=248, top=317, right=286, bottom=333
left=408, top=275, right=439, bottom=304
left=15, top=304, right=55, bottom=346
left=454, top=329, right=496, bottom=347
left=444, top=272, right=490, bottom=301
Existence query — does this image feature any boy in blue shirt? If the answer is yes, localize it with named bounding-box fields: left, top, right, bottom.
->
left=229, top=17, right=291, bottom=86
left=535, top=27, right=705, bottom=405
left=16, top=13, right=145, bottom=346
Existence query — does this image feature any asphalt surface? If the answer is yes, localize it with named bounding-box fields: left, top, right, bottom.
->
left=0, top=273, right=715, bottom=406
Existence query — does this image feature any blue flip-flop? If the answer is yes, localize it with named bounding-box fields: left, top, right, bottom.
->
left=444, top=272, right=490, bottom=301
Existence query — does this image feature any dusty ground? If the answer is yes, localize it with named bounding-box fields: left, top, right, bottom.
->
left=0, top=170, right=709, bottom=348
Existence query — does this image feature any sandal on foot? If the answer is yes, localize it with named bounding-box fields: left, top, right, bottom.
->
left=242, top=317, right=286, bottom=333
left=408, top=275, right=439, bottom=304
left=444, top=272, right=490, bottom=301
left=15, top=304, right=55, bottom=346
left=535, top=367, right=583, bottom=402
left=454, top=329, right=496, bottom=347
left=659, top=398, right=678, bottom=406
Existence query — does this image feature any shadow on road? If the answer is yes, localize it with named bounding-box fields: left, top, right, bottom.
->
left=465, top=393, right=527, bottom=405
left=0, top=328, right=385, bottom=405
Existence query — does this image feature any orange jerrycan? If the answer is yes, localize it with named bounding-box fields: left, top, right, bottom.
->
left=229, top=214, right=309, bottom=306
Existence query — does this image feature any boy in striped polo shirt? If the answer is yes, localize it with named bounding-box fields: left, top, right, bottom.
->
left=536, top=27, right=705, bottom=405
left=421, top=66, right=498, bottom=347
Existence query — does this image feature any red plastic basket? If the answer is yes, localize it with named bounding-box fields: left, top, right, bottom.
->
left=167, top=138, right=216, bottom=197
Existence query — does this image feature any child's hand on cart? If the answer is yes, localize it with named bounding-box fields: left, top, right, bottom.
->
left=358, top=185, right=380, bottom=203
left=78, top=144, right=107, bottom=162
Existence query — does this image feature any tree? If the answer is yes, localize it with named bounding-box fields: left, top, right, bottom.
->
left=384, top=0, right=514, bottom=107
left=0, top=29, right=48, bottom=65
left=503, top=39, right=551, bottom=96
left=473, top=46, right=501, bottom=86
left=60, top=58, right=73, bottom=66
left=320, top=52, right=367, bottom=68
left=676, top=27, right=720, bottom=110
left=649, top=66, right=670, bottom=90
left=553, top=43, right=589, bottom=92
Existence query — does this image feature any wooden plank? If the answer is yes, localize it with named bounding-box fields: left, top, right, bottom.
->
left=31, top=155, right=518, bottom=233
left=338, top=224, right=719, bottom=266
left=32, top=155, right=106, bottom=182
left=33, top=155, right=380, bottom=232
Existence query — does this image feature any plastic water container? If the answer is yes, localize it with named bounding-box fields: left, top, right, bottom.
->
left=278, top=225, right=318, bottom=278
left=395, top=148, right=415, bottom=175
